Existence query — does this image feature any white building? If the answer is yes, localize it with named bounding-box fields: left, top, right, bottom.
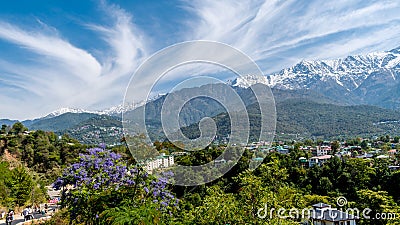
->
left=145, top=153, right=174, bottom=173
left=309, top=155, right=333, bottom=167
left=313, top=146, right=333, bottom=156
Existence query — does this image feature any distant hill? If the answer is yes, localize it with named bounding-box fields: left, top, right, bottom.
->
left=123, top=84, right=340, bottom=140
left=275, top=99, right=400, bottom=139
left=60, top=115, right=122, bottom=145
left=181, top=99, right=400, bottom=141
left=21, top=113, right=123, bottom=145
left=26, top=112, right=98, bottom=131
left=0, top=119, right=18, bottom=126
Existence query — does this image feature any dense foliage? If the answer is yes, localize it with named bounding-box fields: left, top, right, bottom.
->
left=0, top=161, right=48, bottom=208
left=0, top=122, right=89, bottom=180
left=51, top=147, right=178, bottom=225
left=0, top=122, right=89, bottom=209
left=2, top=122, right=400, bottom=224
left=45, top=139, right=400, bottom=224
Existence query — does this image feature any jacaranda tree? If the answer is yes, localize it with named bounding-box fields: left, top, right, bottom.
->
left=53, top=146, right=177, bottom=225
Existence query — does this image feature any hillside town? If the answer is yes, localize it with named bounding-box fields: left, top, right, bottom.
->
left=242, top=137, right=400, bottom=169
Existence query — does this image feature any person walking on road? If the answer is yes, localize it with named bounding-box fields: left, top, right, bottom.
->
left=5, top=209, right=14, bottom=225
left=22, top=206, right=34, bottom=221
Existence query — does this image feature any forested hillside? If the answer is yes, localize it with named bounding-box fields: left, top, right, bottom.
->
left=0, top=122, right=90, bottom=208
left=181, top=99, right=400, bottom=141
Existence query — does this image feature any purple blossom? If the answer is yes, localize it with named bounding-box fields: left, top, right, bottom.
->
left=126, top=179, right=135, bottom=185
left=153, top=190, right=159, bottom=197
left=53, top=147, right=178, bottom=216
left=161, top=201, right=168, bottom=207
left=93, top=183, right=100, bottom=190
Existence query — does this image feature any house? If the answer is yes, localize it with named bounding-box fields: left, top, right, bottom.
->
left=299, top=157, right=308, bottom=167
left=369, top=149, right=382, bottom=155
left=258, top=145, right=270, bottom=151
left=309, top=203, right=358, bottom=225
left=312, top=146, right=332, bottom=156
left=276, top=145, right=289, bottom=154
left=337, top=151, right=351, bottom=157
left=376, top=155, right=389, bottom=159
left=309, top=155, right=333, bottom=167
left=388, top=149, right=397, bottom=156
left=355, top=153, right=373, bottom=159
left=171, top=151, right=188, bottom=156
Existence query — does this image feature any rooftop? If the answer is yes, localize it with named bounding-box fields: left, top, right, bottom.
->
left=311, top=155, right=333, bottom=160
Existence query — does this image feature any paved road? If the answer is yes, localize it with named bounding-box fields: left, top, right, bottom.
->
left=0, top=206, right=56, bottom=225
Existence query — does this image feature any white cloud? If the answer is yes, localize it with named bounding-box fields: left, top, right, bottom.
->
left=0, top=2, right=149, bottom=120
left=87, top=2, right=148, bottom=79
left=0, top=22, right=102, bottom=81
left=184, top=0, right=400, bottom=72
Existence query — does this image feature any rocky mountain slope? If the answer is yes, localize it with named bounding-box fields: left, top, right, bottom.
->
left=232, top=46, right=400, bottom=108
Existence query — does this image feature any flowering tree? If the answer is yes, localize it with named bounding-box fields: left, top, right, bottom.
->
left=53, top=147, right=177, bottom=224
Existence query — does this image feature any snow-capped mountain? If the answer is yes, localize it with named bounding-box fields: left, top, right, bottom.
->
left=44, top=108, right=98, bottom=118
left=43, top=102, right=145, bottom=119
left=267, top=47, right=400, bottom=91
left=229, top=46, right=400, bottom=108
left=43, top=93, right=169, bottom=119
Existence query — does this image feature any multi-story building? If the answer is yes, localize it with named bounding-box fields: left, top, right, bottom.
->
left=145, top=153, right=174, bottom=173
left=312, top=145, right=332, bottom=156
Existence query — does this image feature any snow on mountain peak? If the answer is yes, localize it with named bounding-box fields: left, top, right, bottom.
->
left=44, top=108, right=92, bottom=118
left=226, top=46, right=400, bottom=92
left=43, top=101, right=147, bottom=119
left=230, top=74, right=269, bottom=88
left=40, top=93, right=166, bottom=120
left=266, top=47, right=400, bottom=91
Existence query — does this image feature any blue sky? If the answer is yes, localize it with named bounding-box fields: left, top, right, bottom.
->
left=1, top=0, right=400, bottom=120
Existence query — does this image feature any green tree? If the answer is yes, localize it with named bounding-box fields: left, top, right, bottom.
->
left=331, top=140, right=340, bottom=153
left=356, top=190, right=400, bottom=225
left=0, top=124, right=8, bottom=135
left=8, top=166, right=34, bottom=206
left=361, top=140, right=369, bottom=150
left=8, top=122, right=27, bottom=135
left=318, top=177, right=333, bottom=195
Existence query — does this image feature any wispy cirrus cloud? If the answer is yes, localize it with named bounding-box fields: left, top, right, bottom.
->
left=0, top=2, right=148, bottom=119
left=0, top=21, right=102, bottom=81
left=184, top=0, right=400, bottom=72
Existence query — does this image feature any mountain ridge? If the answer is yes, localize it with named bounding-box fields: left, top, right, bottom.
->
left=3, top=45, right=399, bottom=121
